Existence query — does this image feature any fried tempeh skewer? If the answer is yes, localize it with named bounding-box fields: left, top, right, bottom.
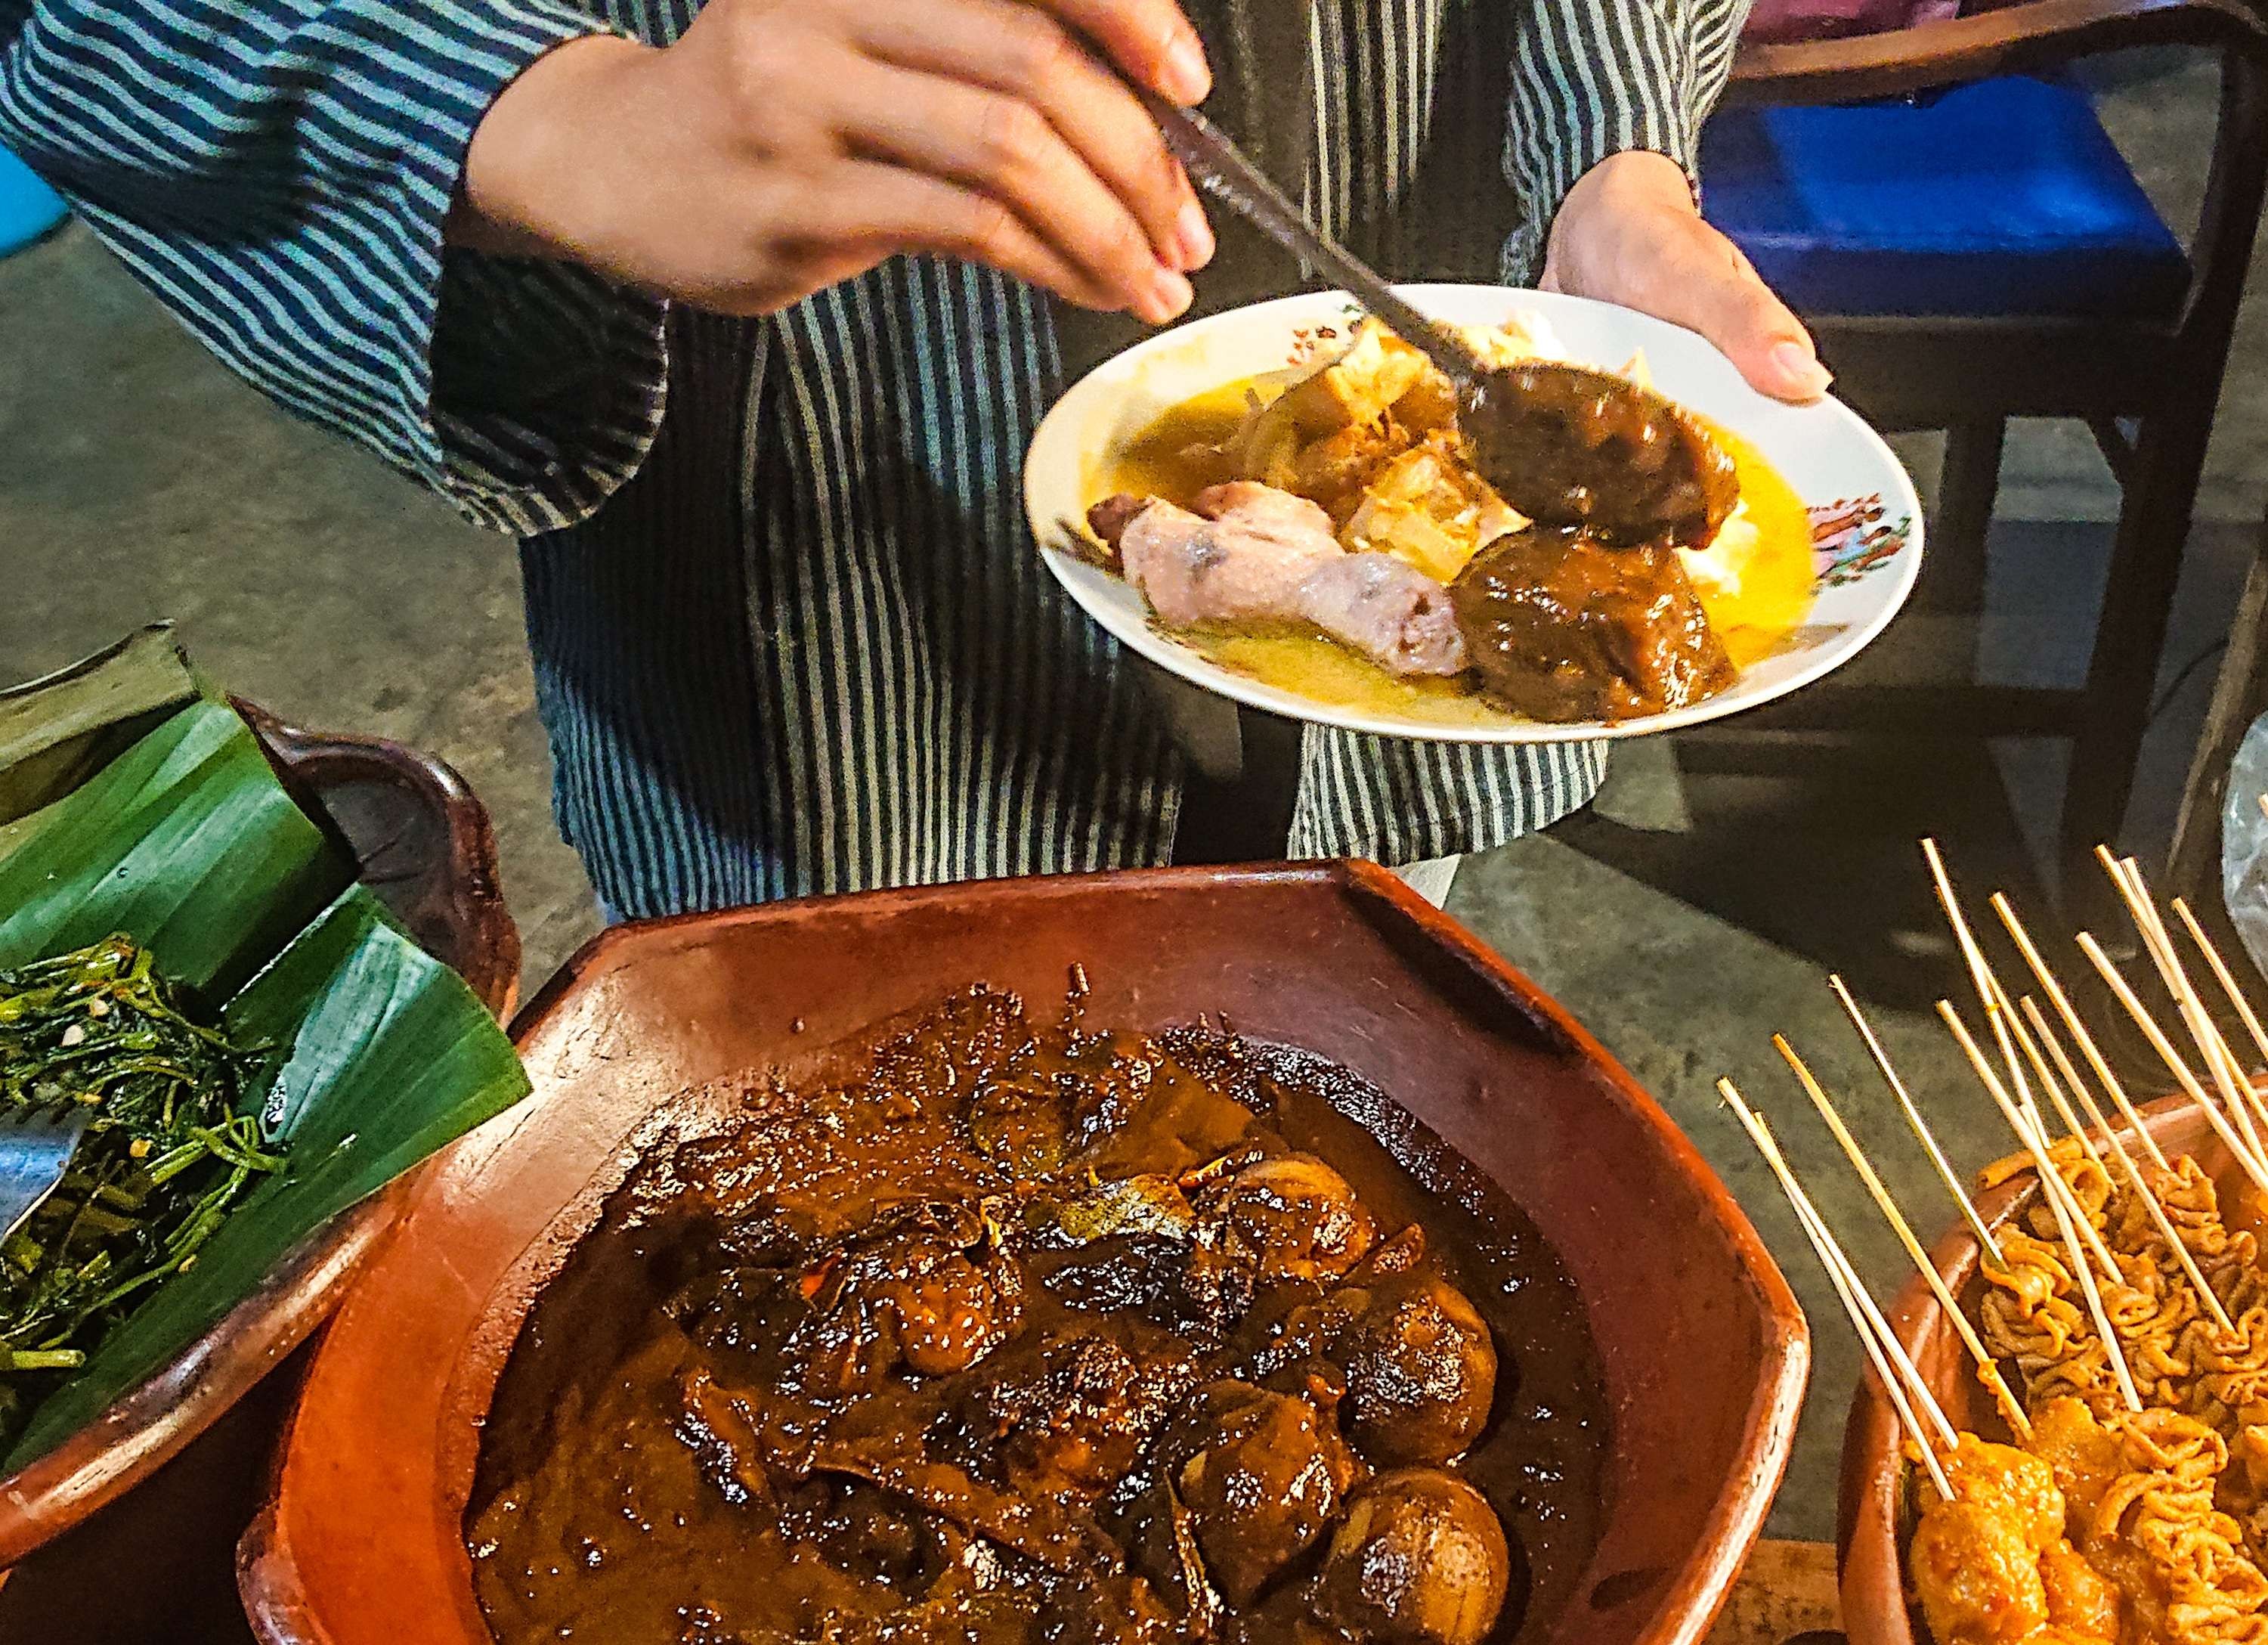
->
left=1774, top=1034, right=2030, bottom=1438
left=1940, top=1001, right=2143, bottom=1411
left=1830, top=974, right=2007, bottom=1269
left=2018, top=993, right=2235, bottom=1334
left=1719, top=1078, right=1956, bottom=1495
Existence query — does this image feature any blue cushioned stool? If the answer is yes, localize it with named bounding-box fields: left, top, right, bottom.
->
left=1701, top=77, right=2188, bottom=320
left=1696, top=16, right=2268, bottom=897
left=0, top=145, right=65, bottom=259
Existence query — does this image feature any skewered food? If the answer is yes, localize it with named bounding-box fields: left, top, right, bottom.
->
left=0, top=935, right=284, bottom=1446
left=1719, top=841, right=2268, bottom=1645
left=1081, top=313, right=1810, bottom=725
left=466, top=988, right=1607, bottom=1643
left=1907, top=1433, right=2103, bottom=1645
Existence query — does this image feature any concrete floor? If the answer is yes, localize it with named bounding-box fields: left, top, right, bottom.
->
left=3, top=50, right=2265, bottom=1550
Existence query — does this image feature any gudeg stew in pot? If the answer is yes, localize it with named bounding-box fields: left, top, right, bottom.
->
left=466, top=986, right=1608, bottom=1645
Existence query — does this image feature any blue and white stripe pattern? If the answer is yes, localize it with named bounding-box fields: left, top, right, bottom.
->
left=1, top=0, right=1747, bottom=919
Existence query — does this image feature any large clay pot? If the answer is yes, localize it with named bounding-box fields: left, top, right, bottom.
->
left=240, top=861, right=1808, bottom=1645
left=1836, top=1097, right=2214, bottom=1645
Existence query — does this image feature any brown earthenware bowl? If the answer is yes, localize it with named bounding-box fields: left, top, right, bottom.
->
left=0, top=705, right=518, bottom=1574
left=1837, top=1097, right=2213, bottom=1645
left=240, top=861, right=1808, bottom=1645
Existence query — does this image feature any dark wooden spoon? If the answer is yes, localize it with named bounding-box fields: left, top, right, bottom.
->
left=1146, top=96, right=1737, bottom=546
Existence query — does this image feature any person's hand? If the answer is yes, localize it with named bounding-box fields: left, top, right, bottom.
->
left=452, top=0, right=1218, bottom=325
left=1541, top=150, right=1832, bottom=404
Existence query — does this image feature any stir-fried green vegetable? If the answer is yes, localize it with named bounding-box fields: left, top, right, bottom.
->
left=0, top=934, right=280, bottom=1440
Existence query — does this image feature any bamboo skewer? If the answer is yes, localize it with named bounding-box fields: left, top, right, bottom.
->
left=2105, top=850, right=2268, bottom=1165
left=2018, top=994, right=2235, bottom=1334
left=1997, top=971, right=2242, bottom=1332
left=2022, top=996, right=2118, bottom=1155
left=2004, top=994, right=2108, bottom=1177
left=2112, top=853, right=2268, bottom=1167
left=2203, top=1030, right=2268, bottom=1162
left=1722, top=1081, right=1951, bottom=1432
left=1917, top=845, right=2124, bottom=1280
left=2174, top=897, right=2268, bottom=1065
left=1946, top=996, right=2119, bottom=1284
left=2210, top=1032, right=2266, bottom=1135
left=1920, top=839, right=1992, bottom=1004
left=1720, top=1080, right=1957, bottom=1496
left=2173, top=897, right=2268, bottom=1067
left=1830, top=974, right=2007, bottom=1269
left=1983, top=987, right=2066, bottom=1180
left=1922, top=840, right=2030, bottom=1095
left=2169, top=897, right=2268, bottom=1132
left=1939, top=1002, right=2143, bottom=1411
left=1774, top=1036, right=2031, bottom=1439
left=1993, top=892, right=2171, bottom=1169
left=2078, top=930, right=2268, bottom=1197
left=1920, top=844, right=2107, bottom=1231
left=2080, top=875, right=2260, bottom=1176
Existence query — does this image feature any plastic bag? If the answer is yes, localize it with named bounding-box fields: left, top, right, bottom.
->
left=2223, top=709, right=2268, bottom=977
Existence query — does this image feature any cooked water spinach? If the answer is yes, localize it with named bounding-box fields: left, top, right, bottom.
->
left=0, top=934, right=280, bottom=1439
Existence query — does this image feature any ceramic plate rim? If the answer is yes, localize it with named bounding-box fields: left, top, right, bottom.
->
left=1025, top=284, right=1923, bottom=745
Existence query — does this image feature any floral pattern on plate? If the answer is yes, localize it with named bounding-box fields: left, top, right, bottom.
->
left=1809, top=496, right=1913, bottom=589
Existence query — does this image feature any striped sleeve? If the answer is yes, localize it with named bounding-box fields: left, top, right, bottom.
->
left=0, top=0, right=670, bottom=535
left=1500, top=0, right=1752, bottom=279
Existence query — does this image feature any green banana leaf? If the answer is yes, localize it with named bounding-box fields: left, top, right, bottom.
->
left=0, top=698, right=345, bottom=997
left=8, top=888, right=530, bottom=1464
left=0, top=626, right=200, bottom=866
left=0, top=635, right=531, bottom=1467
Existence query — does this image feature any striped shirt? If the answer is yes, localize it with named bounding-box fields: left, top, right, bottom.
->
left=0, top=0, right=1747, bottom=920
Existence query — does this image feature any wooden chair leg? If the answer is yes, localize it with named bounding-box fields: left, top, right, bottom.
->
left=1920, top=419, right=2004, bottom=616
left=2062, top=401, right=2218, bottom=895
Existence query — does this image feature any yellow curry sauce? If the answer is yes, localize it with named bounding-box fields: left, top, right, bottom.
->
left=1086, top=381, right=1815, bottom=727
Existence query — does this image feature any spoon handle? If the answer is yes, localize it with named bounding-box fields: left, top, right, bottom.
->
left=1144, top=94, right=1482, bottom=389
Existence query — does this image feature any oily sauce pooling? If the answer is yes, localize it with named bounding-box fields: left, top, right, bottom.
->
left=1083, top=318, right=1815, bottom=730
left=466, top=987, right=1607, bottom=1644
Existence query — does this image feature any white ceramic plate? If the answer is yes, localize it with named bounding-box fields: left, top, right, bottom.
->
left=1025, top=286, right=1924, bottom=744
